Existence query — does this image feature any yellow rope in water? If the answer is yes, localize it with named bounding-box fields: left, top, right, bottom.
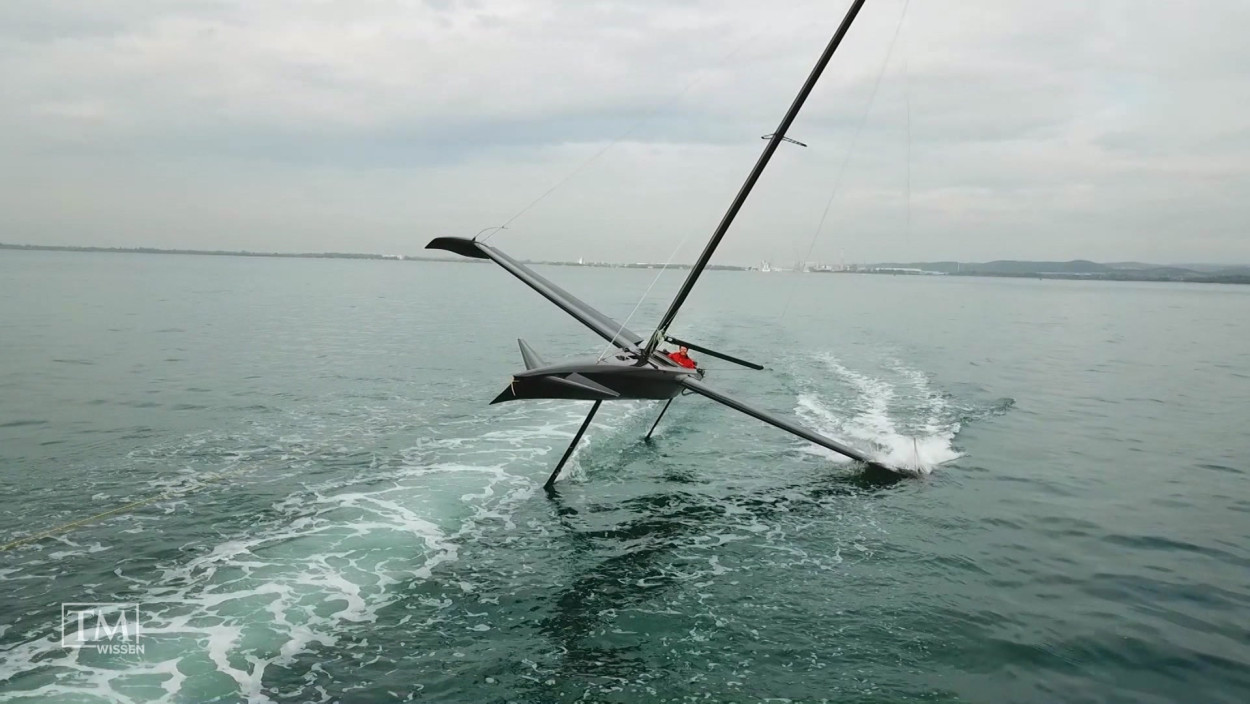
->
left=0, top=463, right=254, bottom=553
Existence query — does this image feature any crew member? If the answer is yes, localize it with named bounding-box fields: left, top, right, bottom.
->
left=667, top=346, right=697, bottom=369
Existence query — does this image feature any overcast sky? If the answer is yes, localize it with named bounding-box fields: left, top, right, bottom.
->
left=1, top=0, right=1247, bottom=265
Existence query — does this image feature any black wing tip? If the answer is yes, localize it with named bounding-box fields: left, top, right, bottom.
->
left=426, top=237, right=489, bottom=259
left=863, top=460, right=895, bottom=474
left=490, top=384, right=517, bottom=404
left=857, top=461, right=913, bottom=486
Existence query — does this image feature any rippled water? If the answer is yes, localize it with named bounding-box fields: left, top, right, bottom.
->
left=1, top=250, right=1247, bottom=702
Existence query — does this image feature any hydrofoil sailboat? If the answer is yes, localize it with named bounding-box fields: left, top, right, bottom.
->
left=429, top=0, right=901, bottom=487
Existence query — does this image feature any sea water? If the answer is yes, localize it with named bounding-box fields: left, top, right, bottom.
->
left=1, top=250, right=1247, bottom=702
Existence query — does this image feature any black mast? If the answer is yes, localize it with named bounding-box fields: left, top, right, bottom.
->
left=643, top=0, right=869, bottom=358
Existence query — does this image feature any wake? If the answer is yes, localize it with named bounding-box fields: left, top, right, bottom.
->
left=795, top=354, right=965, bottom=474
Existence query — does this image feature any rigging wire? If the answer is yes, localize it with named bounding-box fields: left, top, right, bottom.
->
left=779, top=0, right=912, bottom=320
left=608, top=0, right=894, bottom=357
left=904, top=54, right=912, bottom=240
left=493, top=0, right=846, bottom=361
left=484, top=137, right=623, bottom=240
left=595, top=233, right=700, bottom=362
left=479, top=0, right=830, bottom=244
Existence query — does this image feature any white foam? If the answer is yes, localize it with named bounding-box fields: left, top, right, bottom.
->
left=1, top=426, right=543, bottom=701
left=795, top=355, right=963, bottom=474
left=0, top=387, right=755, bottom=701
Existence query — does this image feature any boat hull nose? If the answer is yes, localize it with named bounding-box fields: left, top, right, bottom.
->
left=490, top=365, right=690, bottom=403
left=490, top=375, right=619, bottom=404
left=490, top=384, right=517, bottom=404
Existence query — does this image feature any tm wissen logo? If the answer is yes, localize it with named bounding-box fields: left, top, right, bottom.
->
left=61, top=603, right=144, bottom=654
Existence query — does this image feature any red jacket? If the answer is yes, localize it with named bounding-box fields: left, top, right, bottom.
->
left=667, top=351, right=696, bottom=369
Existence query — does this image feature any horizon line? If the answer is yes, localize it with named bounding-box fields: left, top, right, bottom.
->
left=3, top=242, right=1245, bottom=269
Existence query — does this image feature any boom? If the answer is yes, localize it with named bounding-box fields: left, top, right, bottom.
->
left=427, top=237, right=644, bottom=352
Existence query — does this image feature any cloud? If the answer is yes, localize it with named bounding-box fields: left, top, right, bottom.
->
left=0, top=0, right=1247, bottom=264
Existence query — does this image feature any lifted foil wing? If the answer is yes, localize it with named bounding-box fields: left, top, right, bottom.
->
left=427, top=237, right=644, bottom=353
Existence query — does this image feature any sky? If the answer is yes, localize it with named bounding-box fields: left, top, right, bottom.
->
left=1, top=0, right=1247, bottom=266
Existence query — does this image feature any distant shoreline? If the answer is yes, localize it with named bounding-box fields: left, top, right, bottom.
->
left=0, top=242, right=736, bottom=271
left=824, top=269, right=1250, bottom=285
left=3, top=242, right=1247, bottom=284
left=0, top=242, right=461, bottom=264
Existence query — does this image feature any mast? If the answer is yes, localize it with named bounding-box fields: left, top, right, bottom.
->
left=643, top=0, right=869, bottom=358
